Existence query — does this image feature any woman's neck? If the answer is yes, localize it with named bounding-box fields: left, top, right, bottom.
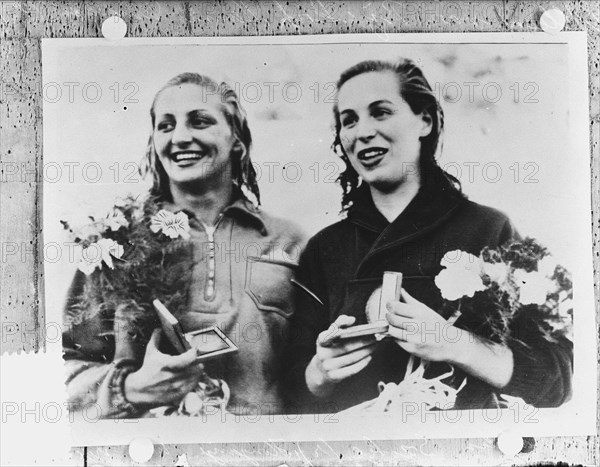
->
left=169, top=182, right=233, bottom=225
left=370, top=177, right=421, bottom=223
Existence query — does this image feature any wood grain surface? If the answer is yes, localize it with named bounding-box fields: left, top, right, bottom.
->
left=1, top=1, right=598, bottom=465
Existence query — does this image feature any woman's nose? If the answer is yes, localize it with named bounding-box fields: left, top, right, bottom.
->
left=356, top=118, right=376, bottom=141
left=171, top=123, right=193, bottom=146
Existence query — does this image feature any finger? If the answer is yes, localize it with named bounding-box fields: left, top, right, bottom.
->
left=170, top=380, right=198, bottom=401
left=318, top=316, right=357, bottom=346
left=385, top=312, right=418, bottom=330
left=318, top=333, right=376, bottom=356
left=327, top=355, right=373, bottom=381
left=336, top=336, right=377, bottom=354
left=164, top=347, right=204, bottom=371
left=400, top=288, right=419, bottom=304
left=177, top=372, right=203, bottom=394
left=385, top=300, right=415, bottom=318
left=169, top=361, right=205, bottom=376
left=191, top=358, right=209, bottom=374
left=318, top=339, right=376, bottom=362
left=333, top=315, right=356, bottom=328
left=322, top=344, right=377, bottom=372
left=318, top=327, right=341, bottom=347
left=319, top=332, right=376, bottom=350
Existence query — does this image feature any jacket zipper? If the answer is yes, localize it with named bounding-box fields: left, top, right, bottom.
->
left=199, top=213, right=224, bottom=300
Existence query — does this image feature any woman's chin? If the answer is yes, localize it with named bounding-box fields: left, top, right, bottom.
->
left=170, top=173, right=230, bottom=195
left=363, top=171, right=418, bottom=194
left=364, top=176, right=402, bottom=193
left=168, top=174, right=210, bottom=191
left=167, top=166, right=210, bottom=183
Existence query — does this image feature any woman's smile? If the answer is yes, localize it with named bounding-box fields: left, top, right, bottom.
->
left=356, top=146, right=389, bottom=168
left=170, top=150, right=206, bottom=166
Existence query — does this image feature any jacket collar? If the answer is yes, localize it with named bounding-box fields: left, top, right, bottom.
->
left=347, top=175, right=466, bottom=272
left=159, top=194, right=268, bottom=236
left=223, top=198, right=268, bottom=236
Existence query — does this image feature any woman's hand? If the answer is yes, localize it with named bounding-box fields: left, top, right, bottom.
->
left=385, top=288, right=458, bottom=362
left=305, top=315, right=377, bottom=398
left=124, top=329, right=205, bottom=407
left=386, top=289, right=514, bottom=388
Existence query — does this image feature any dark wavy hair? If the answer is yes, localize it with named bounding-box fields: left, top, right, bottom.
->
left=140, top=72, right=260, bottom=205
left=332, top=58, right=461, bottom=212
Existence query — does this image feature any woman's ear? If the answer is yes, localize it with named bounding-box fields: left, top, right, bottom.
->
left=419, top=110, right=433, bottom=138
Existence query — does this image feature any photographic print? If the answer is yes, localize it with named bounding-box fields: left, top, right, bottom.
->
left=40, top=32, right=595, bottom=446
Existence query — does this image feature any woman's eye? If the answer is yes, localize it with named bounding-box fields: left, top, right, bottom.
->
left=191, top=118, right=212, bottom=128
left=341, top=115, right=357, bottom=127
left=157, top=121, right=174, bottom=132
left=372, top=108, right=391, bottom=119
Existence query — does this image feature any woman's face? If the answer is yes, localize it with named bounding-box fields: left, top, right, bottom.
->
left=152, top=83, right=236, bottom=191
left=337, top=71, right=432, bottom=192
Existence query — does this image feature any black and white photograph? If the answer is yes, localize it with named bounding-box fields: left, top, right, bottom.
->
left=34, top=32, right=595, bottom=447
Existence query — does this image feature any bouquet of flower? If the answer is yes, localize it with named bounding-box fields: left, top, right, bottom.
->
left=62, top=194, right=230, bottom=414
left=436, top=237, right=573, bottom=344
left=62, top=194, right=194, bottom=339
left=343, top=237, right=573, bottom=415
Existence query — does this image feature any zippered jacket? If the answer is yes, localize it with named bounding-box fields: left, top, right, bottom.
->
left=63, top=194, right=306, bottom=418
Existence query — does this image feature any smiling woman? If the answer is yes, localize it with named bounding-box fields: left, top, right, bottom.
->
left=336, top=71, right=431, bottom=200
left=283, top=58, right=573, bottom=414
left=62, top=73, right=306, bottom=418
left=143, top=73, right=259, bottom=206
left=153, top=84, right=237, bottom=190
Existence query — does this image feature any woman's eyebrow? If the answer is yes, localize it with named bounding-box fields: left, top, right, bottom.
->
left=156, top=109, right=215, bottom=117
left=339, top=99, right=395, bottom=115
left=368, top=99, right=395, bottom=108
left=188, top=109, right=217, bottom=119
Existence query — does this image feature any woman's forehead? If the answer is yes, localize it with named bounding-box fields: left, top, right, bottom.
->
left=154, top=83, right=224, bottom=115
left=337, top=71, right=403, bottom=111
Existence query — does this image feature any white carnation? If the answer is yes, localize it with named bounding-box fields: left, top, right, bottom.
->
left=513, top=269, right=554, bottom=306
left=435, top=267, right=485, bottom=301
left=77, top=238, right=124, bottom=275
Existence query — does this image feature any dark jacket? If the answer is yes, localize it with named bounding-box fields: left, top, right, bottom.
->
left=63, top=196, right=306, bottom=417
left=283, top=178, right=573, bottom=413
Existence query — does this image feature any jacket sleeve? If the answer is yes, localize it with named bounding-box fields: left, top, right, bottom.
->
left=501, top=319, right=573, bottom=407
left=63, top=271, right=144, bottom=419
left=495, top=218, right=573, bottom=407
left=281, top=236, right=333, bottom=413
